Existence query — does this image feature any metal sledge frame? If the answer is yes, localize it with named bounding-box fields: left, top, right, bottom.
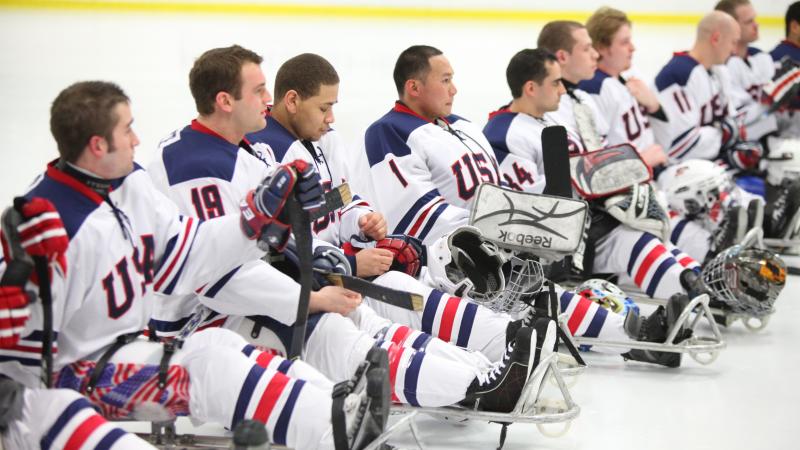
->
left=563, top=294, right=726, bottom=365
left=381, top=353, right=581, bottom=450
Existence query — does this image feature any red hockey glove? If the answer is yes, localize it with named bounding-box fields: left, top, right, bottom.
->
left=374, top=234, right=426, bottom=278
left=0, top=286, right=31, bottom=348
left=15, top=197, right=69, bottom=262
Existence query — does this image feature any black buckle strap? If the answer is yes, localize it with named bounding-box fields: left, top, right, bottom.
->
left=158, top=340, right=178, bottom=390
left=331, top=380, right=350, bottom=450
left=85, top=331, right=143, bottom=394
left=536, top=281, right=586, bottom=367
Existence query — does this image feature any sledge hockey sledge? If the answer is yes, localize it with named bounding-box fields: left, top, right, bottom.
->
left=562, top=293, right=725, bottom=365
left=621, top=227, right=788, bottom=333
left=386, top=352, right=580, bottom=450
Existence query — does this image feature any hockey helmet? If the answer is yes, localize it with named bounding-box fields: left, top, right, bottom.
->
left=702, top=245, right=787, bottom=317
left=658, top=159, right=731, bottom=220
left=425, top=226, right=544, bottom=314
left=573, top=278, right=639, bottom=316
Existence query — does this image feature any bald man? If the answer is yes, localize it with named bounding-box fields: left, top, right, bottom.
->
left=650, top=11, right=742, bottom=163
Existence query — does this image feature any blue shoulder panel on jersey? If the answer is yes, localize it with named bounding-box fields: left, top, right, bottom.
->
left=445, top=114, right=467, bottom=123
left=482, top=111, right=517, bottom=164
left=771, top=42, right=800, bottom=61
left=246, top=117, right=298, bottom=162
left=364, top=109, right=426, bottom=167
left=26, top=174, right=100, bottom=239
left=655, top=54, right=698, bottom=91
left=747, top=46, right=762, bottom=56
left=578, top=69, right=610, bottom=94
left=162, top=126, right=240, bottom=185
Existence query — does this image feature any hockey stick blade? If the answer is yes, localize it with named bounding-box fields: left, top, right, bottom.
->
left=319, top=270, right=424, bottom=311
left=309, top=183, right=353, bottom=221
left=541, top=126, right=572, bottom=198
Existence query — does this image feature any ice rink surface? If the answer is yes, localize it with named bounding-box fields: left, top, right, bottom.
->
left=0, top=5, right=797, bottom=449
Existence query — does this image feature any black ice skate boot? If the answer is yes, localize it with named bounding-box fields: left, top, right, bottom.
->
left=621, top=293, right=692, bottom=368
left=232, top=419, right=271, bottom=450
left=331, top=346, right=390, bottom=450
left=463, top=319, right=556, bottom=413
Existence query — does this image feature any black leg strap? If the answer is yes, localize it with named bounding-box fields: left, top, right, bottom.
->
left=331, top=380, right=350, bottom=450
left=85, top=331, right=143, bottom=394
left=158, top=340, right=179, bottom=390
left=545, top=281, right=587, bottom=367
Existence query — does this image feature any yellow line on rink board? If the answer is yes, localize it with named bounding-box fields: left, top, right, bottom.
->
left=0, top=0, right=784, bottom=27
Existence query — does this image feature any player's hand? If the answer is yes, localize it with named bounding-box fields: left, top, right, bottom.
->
left=13, top=197, right=69, bottom=262
left=309, top=286, right=362, bottom=315
left=290, top=159, right=325, bottom=211
left=625, top=77, right=660, bottom=113
left=640, top=144, right=668, bottom=168
left=0, top=286, right=31, bottom=348
left=358, top=212, right=387, bottom=241
left=374, top=234, right=426, bottom=277
left=355, top=248, right=394, bottom=277
left=241, top=160, right=323, bottom=251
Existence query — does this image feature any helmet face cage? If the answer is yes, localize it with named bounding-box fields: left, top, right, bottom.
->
left=702, top=245, right=787, bottom=316
left=467, top=254, right=545, bottom=314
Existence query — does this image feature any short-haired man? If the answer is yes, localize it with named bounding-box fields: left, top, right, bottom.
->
left=650, top=11, right=744, bottom=164
left=482, top=48, right=564, bottom=191
left=356, top=45, right=504, bottom=246
left=0, top=79, right=393, bottom=450
left=536, top=21, right=705, bottom=307
left=536, top=20, right=608, bottom=154
left=581, top=7, right=668, bottom=169
left=715, top=0, right=780, bottom=142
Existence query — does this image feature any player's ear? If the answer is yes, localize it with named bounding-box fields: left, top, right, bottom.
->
left=215, top=91, right=234, bottom=113
left=404, top=79, right=420, bottom=98
left=523, top=80, right=537, bottom=97
left=87, top=135, right=107, bottom=157
left=285, top=90, right=300, bottom=113
left=554, top=49, right=569, bottom=65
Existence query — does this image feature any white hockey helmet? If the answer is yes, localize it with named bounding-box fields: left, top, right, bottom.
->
left=425, top=226, right=544, bottom=314
left=658, top=159, right=731, bottom=219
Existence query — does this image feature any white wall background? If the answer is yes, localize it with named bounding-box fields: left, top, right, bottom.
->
left=0, top=0, right=789, bottom=204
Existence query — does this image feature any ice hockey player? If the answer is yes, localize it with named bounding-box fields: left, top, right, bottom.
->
left=0, top=80, right=393, bottom=450
left=580, top=7, right=669, bottom=171
left=149, top=47, right=556, bottom=414
left=483, top=46, right=696, bottom=367
left=650, top=11, right=764, bottom=174
left=770, top=1, right=800, bottom=138
left=714, top=0, right=780, bottom=143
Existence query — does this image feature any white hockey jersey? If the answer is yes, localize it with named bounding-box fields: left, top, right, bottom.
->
left=723, top=47, right=777, bottom=141
left=358, top=102, right=501, bottom=244
left=578, top=69, right=656, bottom=151
left=651, top=52, right=731, bottom=162
left=0, top=161, right=263, bottom=386
left=482, top=106, right=548, bottom=193
left=148, top=120, right=301, bottom=330
left=770, top=40, right=800, bottom=138
left=544, top=84, right=609, bottom=154
left=246, top=117, right=373, bottom=247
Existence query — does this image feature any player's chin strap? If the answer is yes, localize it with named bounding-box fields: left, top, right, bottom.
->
left=534, top=281, right=586, bottom=368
